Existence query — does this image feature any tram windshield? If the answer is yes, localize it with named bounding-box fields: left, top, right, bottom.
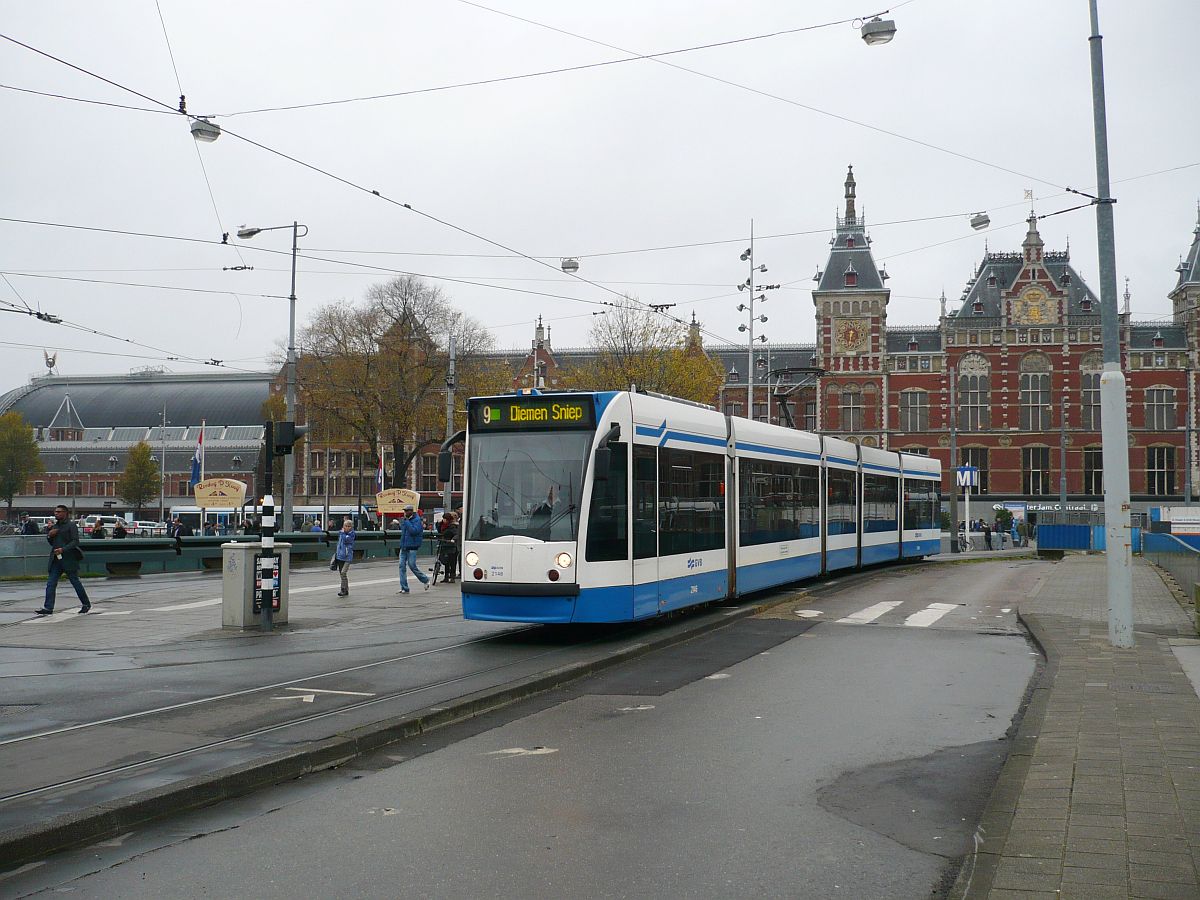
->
left=466, top=430, right=592, bottom=542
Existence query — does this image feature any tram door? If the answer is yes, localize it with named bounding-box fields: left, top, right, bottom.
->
left=632, top=444, right=659, bottom=617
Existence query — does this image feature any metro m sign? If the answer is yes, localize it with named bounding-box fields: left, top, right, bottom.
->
left=955, top=466, right=979, bottom=489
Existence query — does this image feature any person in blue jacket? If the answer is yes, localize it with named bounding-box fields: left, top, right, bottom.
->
left=333, top=518, right=356, bottom=597
left=398, top=505, right=430, bottom=593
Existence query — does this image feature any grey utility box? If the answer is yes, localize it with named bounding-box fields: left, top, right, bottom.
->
left=221, top=541, right=291, bottom=628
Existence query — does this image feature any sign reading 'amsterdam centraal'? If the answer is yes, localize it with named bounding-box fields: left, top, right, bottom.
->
left=194, top=478, right=248, bottom=508
left=376, top=487, right=421, bottom=514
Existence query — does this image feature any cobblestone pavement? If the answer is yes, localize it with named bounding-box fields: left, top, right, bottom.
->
left=955, top=554, right=1200, bottom=899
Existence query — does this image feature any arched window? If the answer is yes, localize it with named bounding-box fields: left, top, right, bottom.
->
left=841, top=385, right=863, bottom=432
left=1147, top=445, right=1177, bottom=496
left=958, top=354, right=989, bottom=431
left=1019, top=352, right=1052, bottom=430
left=1145, top=385, right=1177, bottom=430
left=1080, top=351, right=1102, bottom=430
left=899, top=389, right=928, bottom=431
left=1022, top=446, right=1052, bottom=495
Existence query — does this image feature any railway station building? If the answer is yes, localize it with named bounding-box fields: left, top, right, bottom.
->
left=3, top=167, right=1198, bottom=525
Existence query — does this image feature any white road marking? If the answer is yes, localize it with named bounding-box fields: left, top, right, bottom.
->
left=147, top=598, right=221, bottom=612
left=133, top=576, right=406, bottom=615
left=487, top=747, right=558, bottom=757
left=96, top=610, right=133, bottom=616
left=795, top=609, right=824, bottom=618
left=272, top=693, right=315, bottom=702
left=1001, top=607, right=1012, bottom=613
left=705, top=673, right=731, bottom=680
left=617, top=705, right=655, bottom=712
left=836, top=601, right=902, bottom=624
left=286, top=687, right=375, bottom=697
left=903, top=602, right=958, bottom=628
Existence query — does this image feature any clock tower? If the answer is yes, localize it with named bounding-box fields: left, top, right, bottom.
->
left=811, top=166, right=891, bottom=443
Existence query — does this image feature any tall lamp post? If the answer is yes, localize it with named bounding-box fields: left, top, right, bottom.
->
left=67, top=455, right=79, bottom=517
left=238, top=222, right=309, bottom=532
left=1086, top=0, right=1134, bottom=648
left=736, top=222, right=779, bottom=419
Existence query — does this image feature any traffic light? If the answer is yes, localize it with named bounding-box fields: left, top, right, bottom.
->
left=273, top=421, right=311, bottom=456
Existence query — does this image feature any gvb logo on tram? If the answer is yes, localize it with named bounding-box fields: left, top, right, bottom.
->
left=447, top=390, right=942, bottom=625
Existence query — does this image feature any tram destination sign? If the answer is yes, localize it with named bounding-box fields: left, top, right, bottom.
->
left=470, top=396, right=595, bottom=431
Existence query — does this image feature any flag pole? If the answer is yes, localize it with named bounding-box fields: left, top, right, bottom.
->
left=199, top=419, right=206, bottom=532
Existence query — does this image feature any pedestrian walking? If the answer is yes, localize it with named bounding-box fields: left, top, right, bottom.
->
left=397, top=504, right=430, bottom=593
left=20, top=513, right=39, bottom=535
left=1018, top=520, right=1028, bottom=547
left=33, top=504, right=90, bottom=616
left=437, top=512, right=459, bottom=583
left=113, top=520, right=127, bottom=539
left=982, top=521, right=993, bottom=551
left=332, top=518, right=356, bottom=597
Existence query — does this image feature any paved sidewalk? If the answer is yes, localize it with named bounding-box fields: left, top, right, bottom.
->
left=955, top=554, right=1200, bottom=898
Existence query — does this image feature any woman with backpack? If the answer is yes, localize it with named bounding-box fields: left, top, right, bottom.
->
left=437, top=512, right=460, bottom=584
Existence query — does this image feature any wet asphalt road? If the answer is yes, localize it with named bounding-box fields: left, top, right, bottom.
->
left=4, top=558, right=1041, bottom=899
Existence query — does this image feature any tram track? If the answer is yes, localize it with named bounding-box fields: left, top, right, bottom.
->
left=0, top=626, right=559, bottom=805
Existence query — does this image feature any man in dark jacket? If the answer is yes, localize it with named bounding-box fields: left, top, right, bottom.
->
left=34, top=504, right=90, bottom=615
left=20, top=514, right=39, bottom=535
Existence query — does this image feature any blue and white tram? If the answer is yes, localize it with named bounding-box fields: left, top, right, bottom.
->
left=447, top=389, right=940, bottom=624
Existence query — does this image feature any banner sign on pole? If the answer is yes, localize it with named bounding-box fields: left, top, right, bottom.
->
left=955, top=466, right=979, bottom=489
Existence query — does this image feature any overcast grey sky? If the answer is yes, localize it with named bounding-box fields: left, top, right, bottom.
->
left=2, top=1, right=1198, bottom=391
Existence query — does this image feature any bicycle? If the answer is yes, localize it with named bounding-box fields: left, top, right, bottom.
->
left=957, top=532, right=971, bottom=553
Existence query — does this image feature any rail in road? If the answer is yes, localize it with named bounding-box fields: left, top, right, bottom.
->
left=0, top=555, right=1030, bottom=871
left=0, top=563, right=805, bottom=869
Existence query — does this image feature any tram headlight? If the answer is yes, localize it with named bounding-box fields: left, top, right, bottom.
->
left=465, top=550, right=479, bottom=567
left=555, top=552, right=573, bottom=568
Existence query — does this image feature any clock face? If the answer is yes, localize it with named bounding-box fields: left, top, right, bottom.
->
left=835, top=318, right=868, bottom=353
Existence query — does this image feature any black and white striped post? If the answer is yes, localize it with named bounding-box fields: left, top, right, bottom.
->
left=260, top=420, right=276, bottom=633
left=260, top=493, right=276, bottom=632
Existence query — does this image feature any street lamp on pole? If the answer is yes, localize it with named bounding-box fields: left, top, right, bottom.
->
left=1086, top=0, right=1134, bottom=648
left=237, top=222, right=309, bottom=532
left=67, top=455, right=79, bottom=517
left=735, top=223, right=779, bottom=420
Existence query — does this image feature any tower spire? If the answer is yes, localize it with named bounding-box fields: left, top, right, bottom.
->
left=844, top=165, right=857, bottom=221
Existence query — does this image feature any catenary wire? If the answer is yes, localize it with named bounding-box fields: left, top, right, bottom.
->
left=0, top=32, right=739, bottom=344
left=459, top=0, right=1066, bottom=192
left=214, top=11, right=866, bottom=116
left=1, top=271, right=290, bottom=299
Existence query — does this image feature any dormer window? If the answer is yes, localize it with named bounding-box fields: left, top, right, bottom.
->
left=907, top=337, right=919, bottom=351
left=972, top=300, right=984, bottom=314
left=844, top=263, right=857, bottom=287
left=987, top=272, right=997, bottom=286
left=846, top=236, right=855, bottom=248
left=1060, top=270, right=1072, bottom=286
left=1152, top=332, right=1164, bottom=348
left=728, top=367, right=740, bottom=383
left=1080, top=296, right=1092, bottom=312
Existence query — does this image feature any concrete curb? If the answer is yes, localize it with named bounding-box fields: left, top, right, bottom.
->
left=0, top=591, right=796, bottom=871
left=946, top=609, right=1054, bottom=899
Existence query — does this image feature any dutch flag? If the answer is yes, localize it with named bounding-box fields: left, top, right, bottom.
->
left=189, top=423, right=204, bottom=488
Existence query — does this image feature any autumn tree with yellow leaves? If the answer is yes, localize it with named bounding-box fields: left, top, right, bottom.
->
left=298, top=276, right=509, bottom=488
left=561, top=302, right=722, bottom=405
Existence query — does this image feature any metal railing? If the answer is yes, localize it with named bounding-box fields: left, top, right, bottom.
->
left=1144, top=533, right=1200, bottom=598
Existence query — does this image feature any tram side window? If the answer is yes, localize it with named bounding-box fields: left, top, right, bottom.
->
left=862, top=473, right=899, bottom=533
left=659, top=447, right=725, bottom=555
left=633, top=445, right=658, bottom=560
left=827, top=468, right=858, bottom=535
left=903, top=479, right=937, bottom=531
left=738, top=459, right=820, bottom=546
left=586, top=442, right=628, bottom=562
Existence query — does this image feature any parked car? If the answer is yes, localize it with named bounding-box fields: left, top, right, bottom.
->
left=133, top=520, right=169, bottom=537
left=81, top=514, right=126, bottom=536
